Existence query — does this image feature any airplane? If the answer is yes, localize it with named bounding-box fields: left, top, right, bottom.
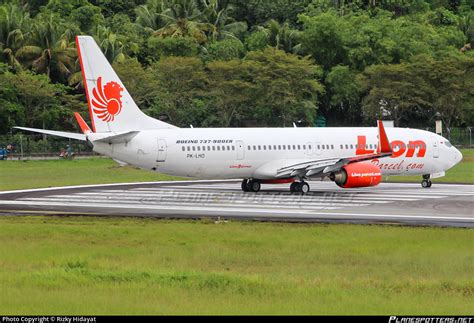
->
left=15, top=36, right=463, bottom=193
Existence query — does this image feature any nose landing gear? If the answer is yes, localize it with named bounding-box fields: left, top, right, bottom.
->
left=421, top=175, right=432, bottom=188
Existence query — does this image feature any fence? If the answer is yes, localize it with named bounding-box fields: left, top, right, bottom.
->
left=0, top=126, right=472, bottom=160
left=0, top=133, right=95, bottom=160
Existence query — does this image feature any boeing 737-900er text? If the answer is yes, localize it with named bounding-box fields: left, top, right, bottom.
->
left=15, top=36, right=463, bottom=193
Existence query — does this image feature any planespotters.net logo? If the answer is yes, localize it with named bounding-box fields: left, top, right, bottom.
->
left=389, top=317, right=473, bottom=323
left=91, top=76, right=124, bottom=122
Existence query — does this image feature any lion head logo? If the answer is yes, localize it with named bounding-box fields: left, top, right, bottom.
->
left=91, top=76, right=124, bottom=122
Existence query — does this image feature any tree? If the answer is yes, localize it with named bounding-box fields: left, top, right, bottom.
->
left=359, top=63, right=433, bottom=127
left=45, top=0, right=104, bottom=33
left=113, top=58, right=159, bottom=109
left=205, top=38, right=245, bottom=61
left=300, top=12, right=347, bottom=71
left=154, top=0, right=215, bottom=44
left=411, top=53, right=474, bottom=132
left=4, top=70, right=86, bottom=132
left=15, top=14, right=77, bottom=83
left=93, top=25, right=127, bottom=64
left=150, top=56, right=210, bottom=126
left=243, top=48, right=324, bottom=126
left=0, top=3, right=29, bottom=71
left=326, top=65, right=362, bottom=125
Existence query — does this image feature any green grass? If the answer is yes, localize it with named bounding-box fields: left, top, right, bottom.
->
left=0, top=158, right=183, bottom=191
left=387, top=149, right=474, bottom=184
left=0, top=216, right=472, bottom=315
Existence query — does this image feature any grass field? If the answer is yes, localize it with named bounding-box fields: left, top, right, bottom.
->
left=0, top=149, right=472, bottom=191
left=0, top=216, right=472, bottom=315
left=0, top=158, right=183, bottom=191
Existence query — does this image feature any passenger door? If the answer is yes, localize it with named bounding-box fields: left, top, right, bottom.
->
left=157, top=139, right=167, bottom=162
left=431, top=136, right=439, bottom=158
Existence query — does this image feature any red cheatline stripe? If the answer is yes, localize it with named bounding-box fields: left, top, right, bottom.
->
left=75, top=36, right=96, bottom=133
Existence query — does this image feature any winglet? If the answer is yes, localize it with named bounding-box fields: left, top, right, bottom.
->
left=377, top=120, right=392, bottom=154
left=74, top=112, right=92, bottom=134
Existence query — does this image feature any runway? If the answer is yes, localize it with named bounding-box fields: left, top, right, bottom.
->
left=0, top=180, right=473, bottom=227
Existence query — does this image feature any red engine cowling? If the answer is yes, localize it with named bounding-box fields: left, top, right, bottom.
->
left=329, top=162, right=382, bottom=188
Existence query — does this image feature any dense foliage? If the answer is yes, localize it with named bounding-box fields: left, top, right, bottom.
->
left=0, top=0, right=473, bottom=135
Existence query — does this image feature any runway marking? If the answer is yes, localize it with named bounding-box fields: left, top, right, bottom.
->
left=57, top=191, right=411, bottom=202
left=2, top=181, right=473, bottom=227
left=0, top=200, right=473, bottom=223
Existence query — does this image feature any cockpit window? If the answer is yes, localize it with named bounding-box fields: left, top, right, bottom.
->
left=445, top=141, right=452, bottom=147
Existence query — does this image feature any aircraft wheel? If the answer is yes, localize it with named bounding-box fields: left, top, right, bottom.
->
left=249, top=180, right=261, bottom=192
left=241, top=179, right=250, bottom=192
left=421, top=179, right=431, bottom=188
left=290, top=182, right=300, bottom=193
left=300, top=182, right=310, bottom=194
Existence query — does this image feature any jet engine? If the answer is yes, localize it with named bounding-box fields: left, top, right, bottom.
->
left=329, top=162, right=382, bottom=188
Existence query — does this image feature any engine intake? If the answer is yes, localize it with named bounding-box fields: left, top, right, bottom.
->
left=330, top=162, right=382, bottom=188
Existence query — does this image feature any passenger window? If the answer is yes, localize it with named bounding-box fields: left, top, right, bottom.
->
left=273, top=145, right=277, bottom=150
left=293, top=145, right=296, bottom=150
left=253, top=145, right=256, bottom=150
left=317, top=145, right=320, bottom=149
left=263, top=145, right=266, bottom=150
left=340, top=144, right=343, bottom=149
left=345, top=144, right=348, bottom=149
left=258, top=145, right=261, bottom=150
left=297, top=145, right=301, bottom=150
left=182, top=147, right=185, bottom=151
left=309, top=145, right=312, bottom=150
left=217, top=146, right=220, bottom=151
left=208, top=146, right=211, bottom=151
left=232, top=146, right=235, bottom=151
left=197, top=146, right=200, bottom=151
left=303, top=145, right=306, bottom=150
left=227, top=145, right=231, bottom=150
left=212, top=146, right=215, bottom=151
left=331, top=145, right=334, bottom=149
left=248, top=146, right=251, bottom=150
left=278, top=145, right=281, bottom=150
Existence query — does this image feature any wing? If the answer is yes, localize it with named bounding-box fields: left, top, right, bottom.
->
left=275, top=152, right=392, bottom=179
left=275, top=120, right=393, bottom=179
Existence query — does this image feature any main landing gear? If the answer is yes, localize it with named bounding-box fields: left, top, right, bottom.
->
left=421, top=174, right=432, bottom=188
left=290, top=181, right=310, bottom=194
left=241, top=179, right=261, bottom=192
left=241, top=179, right=310, bottom=194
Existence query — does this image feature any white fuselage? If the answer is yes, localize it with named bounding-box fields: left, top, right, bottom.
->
left=91, top=127, right=462, bottom=180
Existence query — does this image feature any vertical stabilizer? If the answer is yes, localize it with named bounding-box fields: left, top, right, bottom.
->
left=76, top=35, right=177, bottom=133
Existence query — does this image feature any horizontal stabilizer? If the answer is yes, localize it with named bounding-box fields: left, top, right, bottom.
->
left=14, top=127, right=86, bottom=141
left=93, top=131, right=139, bottom=144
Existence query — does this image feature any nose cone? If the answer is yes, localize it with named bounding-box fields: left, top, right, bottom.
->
left=454, top=148, right=463, bottom=165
